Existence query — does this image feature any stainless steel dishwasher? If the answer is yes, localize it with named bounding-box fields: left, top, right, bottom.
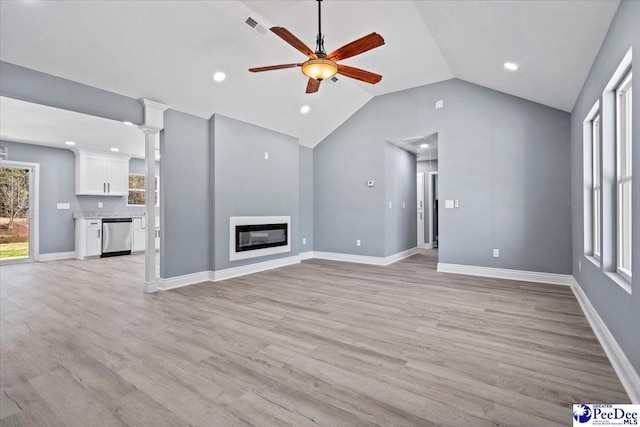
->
left=101, top=218, right=133, bottom=257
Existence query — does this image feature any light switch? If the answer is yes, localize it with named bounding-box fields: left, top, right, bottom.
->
left=303, top=238, right=306, bottom=245
left=402, top=202, right=406, bottom=209
left=356, top=239, right=361, bottom=246
left=454, top=200, right=459, bottom=208
left=264, top=152, right=269, bottom=160
left=56, top=203, right=70, bottom=210
left=445, top=200, right=454, bottom=209
left=389, top=201, right=392, bottom=209
left=493, top=249, right=500, bottom=257
left=98, top=202, right=103, bottom=208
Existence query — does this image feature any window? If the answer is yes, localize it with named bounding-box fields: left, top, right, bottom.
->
left=592, top=113, right=601, bottom=259
left=616, top=70, right=632, bottom=281
left=127, top=174, right=159, bottom=206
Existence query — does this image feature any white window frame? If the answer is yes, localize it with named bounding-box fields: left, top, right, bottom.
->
left=615, top=70, right=632, bottom=282
left=126, top=173, right=159, bottom=207
left=592, top=113, right=602, bottom=260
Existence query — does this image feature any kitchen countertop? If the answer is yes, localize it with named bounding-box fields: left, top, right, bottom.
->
left=73, top=211, right=147, bottom=219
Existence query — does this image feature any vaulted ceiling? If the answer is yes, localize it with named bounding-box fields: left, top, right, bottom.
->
left=0, top=1, right=619, bottom=147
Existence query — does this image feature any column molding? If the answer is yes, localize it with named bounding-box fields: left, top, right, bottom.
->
left=138, top=99, right=168, bottom=294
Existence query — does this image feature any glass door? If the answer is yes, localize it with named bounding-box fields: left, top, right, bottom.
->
left=0, top=165, right=31, bottom=262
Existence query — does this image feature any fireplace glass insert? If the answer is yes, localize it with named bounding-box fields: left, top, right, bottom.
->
left=235, top=223, right=288, bottom=252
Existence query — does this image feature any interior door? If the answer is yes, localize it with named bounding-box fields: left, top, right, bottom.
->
left=417, top=173, right=425, bottom=246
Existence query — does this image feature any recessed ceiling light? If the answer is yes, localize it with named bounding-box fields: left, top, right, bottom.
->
left=504, top=62, right=519, bottom=71
left=213, top=71, right=226, bottom=82
left=420, top=143, right=429, bottom=148
left=300, top=105, right=310, bottom=114
left=123, top=121, right=133, bottom=126
left=110, top=148, right=119, bottom=152
left=65, top=141, right=75, bottom=146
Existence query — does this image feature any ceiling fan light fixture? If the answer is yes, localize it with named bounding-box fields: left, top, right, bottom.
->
left=301, top=59, right=338, bottom=81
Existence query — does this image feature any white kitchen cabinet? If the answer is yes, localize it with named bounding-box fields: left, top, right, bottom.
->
left=132, top=218, right=146, bottom=252
left=74, top=150, right=130, bottom=196
left=75, top=219, right=102, bottom=259
left=131, top=217, right=160, bottom=252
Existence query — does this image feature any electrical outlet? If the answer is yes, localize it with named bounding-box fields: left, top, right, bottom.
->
left=389, top=201, right=392, bottom=209
left=578, top=260, right=582, bottom=272
left=56, top=203, right=70, bottom=210
left=435, top=100, right=444, bottom=109
left=303, top=238, right=306, bottom=245
left=356, top=239, right=361, bottom=247
left=98, top=202, right=103, bottom=208
left=264, top=152, right=269, bottom=160
left=493, top=249, right=500, bottom=258
left=367, top=180, right=375, bottom=187
left=454, top=200, right=459, bottom=208
left=402, top=202, right=406, bottom=209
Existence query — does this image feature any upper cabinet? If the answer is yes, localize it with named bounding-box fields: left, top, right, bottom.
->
left=74, top=150, right=131, bottom=196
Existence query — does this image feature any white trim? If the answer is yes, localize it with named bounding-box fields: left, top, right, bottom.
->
left=436, top=263, right=573, bottom=286
left=229, top=216, right=291, bottom=261
left=299, top=251, right=314, bottom=260
left=0, top=160, right=40, bottom=262
left=420, top=243, right=433, bottom=250
left=157, top=271, right=210, bottom=291
left=214, top=255, right=300, bottom=282
left=157, top=255, right=302, bottom=290
left=570, top=277, right=640, bottom=403
left=143, top=282, right=158, bottom=293
left=313, top=247, right=418, bottom=266
left=428, top=171, right=439, bottom=247
left=38, top=251, right=76, bottom=261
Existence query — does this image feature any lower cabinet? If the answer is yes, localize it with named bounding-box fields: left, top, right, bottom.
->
left=132, top=217, right=160, bottom=252
left=75, top=219, right=102, bottom=259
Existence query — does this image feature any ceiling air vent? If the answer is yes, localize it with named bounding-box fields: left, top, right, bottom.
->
left=244, top=16, right=267, bottom=36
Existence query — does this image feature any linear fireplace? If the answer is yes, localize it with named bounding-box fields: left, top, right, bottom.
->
left=229, top=216, right=291, bottom=261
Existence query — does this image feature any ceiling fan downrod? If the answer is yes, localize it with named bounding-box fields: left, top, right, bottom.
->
left=315, top=0, right=327, bottom=57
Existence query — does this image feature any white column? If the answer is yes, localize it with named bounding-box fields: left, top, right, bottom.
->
left=139, top=126, right=160, bottom=292
left=138, top=99, right=168, bottom=294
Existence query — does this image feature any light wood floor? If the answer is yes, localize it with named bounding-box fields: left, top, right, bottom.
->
left=0, top=251, right=629, bottom=426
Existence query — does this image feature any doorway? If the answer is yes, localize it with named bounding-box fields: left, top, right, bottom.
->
left=0, top=160, right=39, bottom=263
left=429, top=172, right=439, bottom=249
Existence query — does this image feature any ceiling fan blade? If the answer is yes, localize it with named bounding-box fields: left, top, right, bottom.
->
left=306, top=78, right=320, bottom=94
left=271, top=27, right=318, bottom=59
left=327, top=32, right=385, bottom=62
left=249, top=63, right=301, bottom=73
left=337, top=65, right=382, bottom=84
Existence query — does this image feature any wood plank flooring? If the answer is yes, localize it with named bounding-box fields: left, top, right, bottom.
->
left=0, top=250, right=629, bottom=426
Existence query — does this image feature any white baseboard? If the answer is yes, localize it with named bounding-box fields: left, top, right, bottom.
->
left=213, top=255, right=300, bottom=282
left=436, top=263, right=573, bottom=286
left=38, top=251, right=76, bottom=261
left=299, top=251, right=314, bottom=261
left=143, top=282, right=158, bottom=293
left=313, top=247, right=418, bottom=266
left=157, top=271, right=211, bottom=291
left=570, top=278, right=640, bottom=403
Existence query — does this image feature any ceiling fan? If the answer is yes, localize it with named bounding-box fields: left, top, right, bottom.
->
left=249, top=0, right=385, bottom=94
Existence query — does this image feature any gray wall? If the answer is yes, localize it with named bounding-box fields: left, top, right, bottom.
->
left=0, top=62, right=142, bottom=125
left=1, top=141, right=154, bottom=254
left=417, top=159, right=438, bottom=174
left=212, top=114, right=299, bottom=270
left=570, top=0, right=639, bottom=373
left=315, top=78, right=571, bottom=273
left=160, top=109, right=210, bottom=278
left=299, top=147, right=314, bottom=252
left=384, top=142, right=417, bottom=256
left=314, top=110, right=386, bottom=256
